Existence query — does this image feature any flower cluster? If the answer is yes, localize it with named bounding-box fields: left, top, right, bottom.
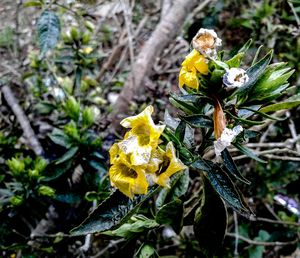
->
left=179, top=29, right=222, bottom=90
left=178, top=28, right=248, bottom=156
left=109, top=106, right=186, bottom=198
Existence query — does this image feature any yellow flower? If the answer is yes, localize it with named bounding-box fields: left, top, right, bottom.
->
left=118, top=106, right=165, bottom=166
left=109, top=158, right=148, bottom=199
left=80, top=46, right=93, bottom=55
left=179, top=49, right=208, bottom=90
left=156, top=142, right=187, bottom=187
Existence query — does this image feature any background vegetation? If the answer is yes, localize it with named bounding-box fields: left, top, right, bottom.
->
left=0, top=0, right=299, bottom=257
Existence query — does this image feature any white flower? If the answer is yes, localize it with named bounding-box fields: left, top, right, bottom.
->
left=223, top=68, right=249, bottom=89
left=192, top=28, right=222, bottom=58
left=214, top=125, right=243, bottom=156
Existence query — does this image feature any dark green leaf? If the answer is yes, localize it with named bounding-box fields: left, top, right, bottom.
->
left=180, top=114, right=213, bottom=128
left=233, top=142, right=266, bottom=163
left=156, top=199, right=184, bottom=234
left=169, top=93, right=200, bottom=114
left=37, top=10, right=61, bottom=57
left=55, top=146, right=78, bottom=164
left=42, top=159, right=73, bottom=181
left=242, top=107, right=286, bottom=121
left=156, top=171, right=189, bottom=208
left=55, top=193, right=81, bottom=204
left=221, top=149, right=250, bottom=184
left=225, top=111, right=265, bottom=125
left=70, top=187, right=160, bottom=235
left=194, top=178, right=227, bottom=257
left=191, top=158, right=250, bottom=214
left=175, top=120, right=186, bottom=143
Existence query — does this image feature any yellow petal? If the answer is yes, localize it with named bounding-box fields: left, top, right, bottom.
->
left=157, top=142, right=187, bottom=187
left=181, top=49, right=208, bottom=75
left=109, top=161, right=148, bottom=199
left=179, top=66, right=199, bottom=90
left=109, top=142, right=131, bottom=165
left=146, top=148, right=165, bottom=174
left=193, top=54, right=208, bottom=74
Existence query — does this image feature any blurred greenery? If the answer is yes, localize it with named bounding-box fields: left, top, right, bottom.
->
left=0, top=0, right=299, bottom=257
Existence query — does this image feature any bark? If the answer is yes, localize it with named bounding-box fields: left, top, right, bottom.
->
left=1, top=85, right=44, bottom=156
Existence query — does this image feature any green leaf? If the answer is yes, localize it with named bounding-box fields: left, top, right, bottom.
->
left=70, top=187, right=160, bottom=235
left=34, top=101, right=56, bottom=115
left=260, top=93, right=300, bottom=113
left=212, top=60, right=229, bottom=70
left=41, top=159, right=73, bottom=181
left=55, top=146, right=78, bottom=164
left=169, top=93, right=200, bottom=114
left=237, top=38, right=252, bottom=54
left=180, top=114, right=213, bottom=128
left=156, top=199, right=184, bottom=234
left=175, top=120, right=186, bottom=143
left=23, top=1, right=43, bottom=7
left=233, top=142, right=266, bottom=163
left=221, top=149, right=250, bottom=184
left=194, top=178, right=228, bottom=257
left=55, top=193, right=81, bottom=204
left=240, top=107, right=286, bottom=121
left=248, top=230, right=270, bottom=258
left=37, top=10, right=61, bottom=58
left=49, top=128, right=72, bottom=148
left=236, top=51, right=273, bottom=103
left=103, top=216, right=158, bottom=239
left=136, top=244, right=157, bottom=258
left=225, top=52, right=245, bottom=68
left=156, top=171, right=189, bottom=208
left=191, top=158, right=250, bottom=214
left=225, top=111, right=265, bottom=125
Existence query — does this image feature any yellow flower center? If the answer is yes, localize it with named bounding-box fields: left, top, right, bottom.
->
left=119, top=164, right=138, bottom=179
left=133, top=125, right=150, bottom=146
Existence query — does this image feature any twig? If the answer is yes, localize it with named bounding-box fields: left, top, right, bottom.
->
left=263, top=155, right=300, bottom=162
left=90, top=239, right=125, bottom=258
left=233, top=212, right=239, bottom=258
left=121, top=0, right=135, bottom=89
left=255, top=217, right=300, bottom=227
left=287, top=114, right=300, bottom=153
left=233, top=148, right=300, bottom=161
left=1, top=85, right=44, bottom=156
left=226, top=233, right=298, bottom=246
left=79, top=200, right=97, bottom=252
left=288, top=0, right=300, bottom=27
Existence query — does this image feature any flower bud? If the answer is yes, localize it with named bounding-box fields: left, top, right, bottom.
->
left=38, top=185, right=56, bottom=197
left=10, top=195, right=23, bottom=206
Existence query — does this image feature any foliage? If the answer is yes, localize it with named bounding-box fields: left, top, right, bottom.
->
left=0, top=0, right=299, bottom=257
